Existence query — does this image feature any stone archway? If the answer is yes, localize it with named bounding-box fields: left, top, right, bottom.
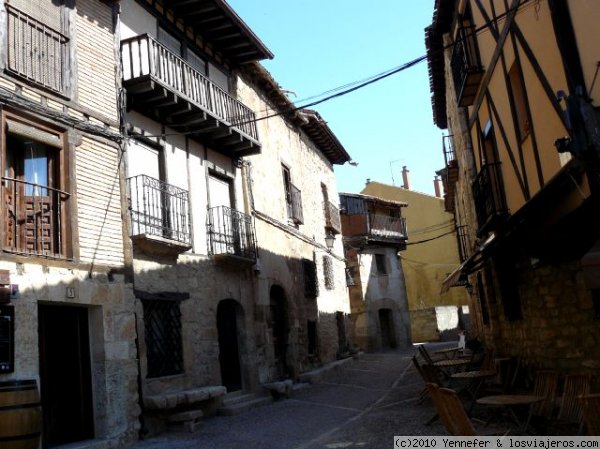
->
left=217, top=299, right=244, bottom=392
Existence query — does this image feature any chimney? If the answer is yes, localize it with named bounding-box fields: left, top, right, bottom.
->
left=434, top=175, right=443, bottom=198
left=366, top=178, right=371, bottom=185
left=401, top=166, right=410, bottom=190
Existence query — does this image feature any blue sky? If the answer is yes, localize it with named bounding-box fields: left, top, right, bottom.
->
left=228, top=1, right=444, bottom=196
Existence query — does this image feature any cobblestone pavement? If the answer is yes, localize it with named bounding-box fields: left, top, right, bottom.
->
left=131, top=344, right=461, bottom=449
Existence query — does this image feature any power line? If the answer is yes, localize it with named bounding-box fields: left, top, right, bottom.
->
left=139, top=0, right=538, bottom=139
left=406, top=229, right=456, bottom=245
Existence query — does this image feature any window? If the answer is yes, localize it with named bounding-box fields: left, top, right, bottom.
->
left=303, top=258, right=318, bottom=298
left=508, top=62, right=530, bottom=140
left=6, top=0, right=70, bottom=95
left=323, top=255, right=334, bottom=290
left=142, top=299, right=183, bottom=378
left=494, top=250, right=522, bottom=322
left=282, top=165, right=303, bottom=224
left=375, top=254, right=387, bottom=275
left=1, top=115, right=69, bottom=257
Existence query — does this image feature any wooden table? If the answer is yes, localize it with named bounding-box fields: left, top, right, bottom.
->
left=477, top=394, right=543, bottom=433
left=433, top=358, right=471, bottom=368
left=433, top=347, right=461, bottom=359
left=451, top=370, right=497, bottom=413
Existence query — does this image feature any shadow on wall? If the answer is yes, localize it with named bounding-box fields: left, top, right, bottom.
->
left=411, top=305, right=471, bottom=343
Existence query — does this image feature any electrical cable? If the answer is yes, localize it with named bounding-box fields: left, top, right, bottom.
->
left=138, top=0, right=539, bottom=139
left=406, top=229, right=456, bottom=245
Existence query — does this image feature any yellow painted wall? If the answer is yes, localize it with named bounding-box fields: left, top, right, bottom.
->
left=361, top=182, right=469, bottom=341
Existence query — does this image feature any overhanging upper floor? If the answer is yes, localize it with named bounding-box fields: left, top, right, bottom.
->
left=122, top=34, right=261, bottom=157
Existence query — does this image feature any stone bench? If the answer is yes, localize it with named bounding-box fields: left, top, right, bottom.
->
left=144, top=386, right=227, bottom=433
left=263, top=379, right=293, bottom=399
left=144, top=386, right=227, bottom=410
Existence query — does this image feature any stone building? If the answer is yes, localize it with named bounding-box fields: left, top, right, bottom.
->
left=361, top=176, right=470, bottom=342
left=0, top=0, right=139, bottom=447
left=119, top=0, right=351, bottom=435
left=340, top=193, right=411, bottom=351
left=425, top=0, right=600, bottom=374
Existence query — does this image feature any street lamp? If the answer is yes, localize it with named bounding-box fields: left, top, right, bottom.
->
left=324, top=232, right=335, bottom=251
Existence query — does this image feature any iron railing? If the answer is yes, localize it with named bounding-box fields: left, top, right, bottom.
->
left=443, top=135, right=456, bottom=167
left=368, top=214, right=407, bottom=239
left=456, top=225, right=470, bottom=263
left=121, top=34, right=259, bottom=141
left=2, top=177, right=69, bottom=257
left=287, top=184, right=303, bottom=224
left=472, top=162, right=507, bottom=231
left=451, top=24, right=483, bottom=106
left=324, top=200, right=341, bottom=234
left=142, top=299, right=183, bottom=378
left=207, top=205, right=256, bottom=261
left=6, top=5, right=69, bottom=95
left=127, top=175, right=191, bottom=245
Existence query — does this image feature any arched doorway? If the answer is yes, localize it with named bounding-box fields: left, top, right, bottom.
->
left=217, top=299, right=243, bottom=392
left=378, top=308, right=397, bottom=349
left=269, top=285, right=289, bottom=379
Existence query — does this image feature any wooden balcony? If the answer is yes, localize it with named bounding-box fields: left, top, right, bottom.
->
left=451, top=25, right=484, bottom=107
left=324, top=201, right=341, bottom=235
left=472, top=162, right=508, bottom=234
left=121, top=35, right=261, bottom=156
left=341, top=212, right=408, bottom=246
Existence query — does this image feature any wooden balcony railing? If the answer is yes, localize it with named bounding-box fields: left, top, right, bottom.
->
left=369, top=214, right=407, bottom=240
left=451, top=24, right=484, bottom=107
left=121, top=34, right=259, bottom=142
left=324, top=201, right=341, bottom=234
left=6, top=5, right=69, bottom=95
left=2, top=176, right=69, bottom=257
left=127, top=175, right=191, bottom=245
left=472, top=162, right=507, bottom=232
left=287, top=184, right=303, bottom=224
left=208, top=205, right=256, bottom=262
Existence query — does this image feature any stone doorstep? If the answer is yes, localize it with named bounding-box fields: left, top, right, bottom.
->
left=297, top=356, right=358, bottom=384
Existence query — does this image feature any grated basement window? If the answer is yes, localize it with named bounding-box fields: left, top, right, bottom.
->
left=142, top=299, right=183, bottom=378
left=303, top=258, right=318, bottom=298
left=323, top=255, right=334, bottom=290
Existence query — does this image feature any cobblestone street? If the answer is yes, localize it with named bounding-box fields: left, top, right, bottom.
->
left=131, top=345, right=451, bottom=449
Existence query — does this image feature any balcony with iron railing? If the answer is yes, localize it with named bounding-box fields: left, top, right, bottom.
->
left=5, top=5, right=69, bottom=96
left=472, top=162, right=508, bottom=234
left=121, top=34, right=261, bottom=157
left=441, top=134, right=459, bottom=212
left=2, top=177, right=69, bottom=258
left=286, top=184, right=304, bottom=225
left=451, top=24, right=484, bottom=107
left=208, top=205, right=256, bottom=263
left=127, top=175, right=191, bottom=254
left=456, top=225, right=471, bottom=263
left=324, top=201, right=341, bottom=235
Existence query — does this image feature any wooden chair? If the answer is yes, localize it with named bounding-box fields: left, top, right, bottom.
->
left=578, top=393, right=600, bottom=436
left=531, top=370, right=559, bottom=419
left=417, top=345, right=436, bottom=364
left=557, top=374, right=592, bottom=424
left=412, top=356, right=444, bottom=403
left=426, top=383, right=476, bottom=436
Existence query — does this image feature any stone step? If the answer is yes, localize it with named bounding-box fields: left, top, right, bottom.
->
left=217, top=394, right=272, bottom=416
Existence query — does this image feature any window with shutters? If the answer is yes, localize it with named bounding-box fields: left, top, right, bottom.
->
left=302, top=258, right=318, bottom=298
left=1, top=112, right=70, bottom=258
left=4, top=0, right=70, bottom=95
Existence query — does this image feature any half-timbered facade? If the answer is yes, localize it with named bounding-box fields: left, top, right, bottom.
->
left=426, top=0, right=600, bottom=373
left=0, top=0, right=140, bottom=447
